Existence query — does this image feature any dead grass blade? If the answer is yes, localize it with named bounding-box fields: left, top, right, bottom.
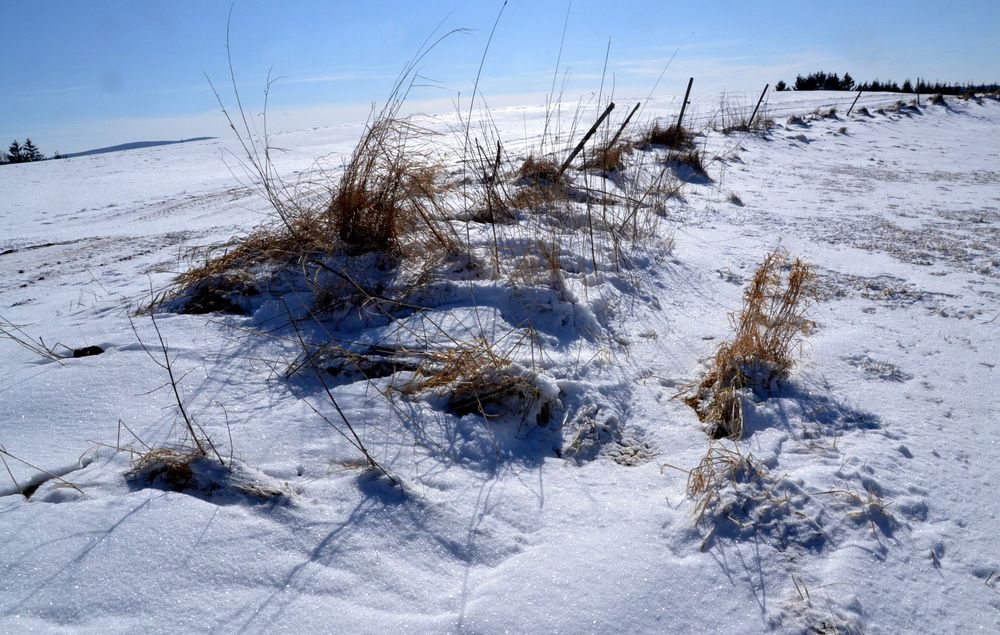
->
left=687, top=249, right=815, bottom=439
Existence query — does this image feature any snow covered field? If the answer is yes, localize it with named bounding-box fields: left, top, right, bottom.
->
left=2, top=90, right=999, bottom=633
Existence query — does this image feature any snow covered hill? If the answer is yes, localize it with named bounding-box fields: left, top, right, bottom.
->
left=2, top=91, right=999, bottom=633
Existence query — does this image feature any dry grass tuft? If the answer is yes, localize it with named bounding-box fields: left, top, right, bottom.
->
left=126, top=447, right=203, bottom=492
left=508, top=184, right=558, bottom=212
left=125, top=447, right=286, bottom=501
left=684, top=445, right=767, bottom=523
left=161, top=28, right=465, bottom=317
left=156, top=118, right=457, bottom=315
left=581, top=142, right=630, bottom=172
left=330, top=118, right=450, bottom=254
left=644, top=122, right=693, bottom=149
left=161, top=211, right=329, bottom=313
left=402, top=337, right=552, bottom=425
left=930, top=93, right=946, bottom=106
left=687, top=249, right=815, bottom=439
left=508, top=155, right=568, bottom=212
left=517, top=155, right=563, bottom=184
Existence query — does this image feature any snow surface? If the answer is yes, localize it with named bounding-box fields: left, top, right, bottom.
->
left=2, top=91, right=999, bottom=633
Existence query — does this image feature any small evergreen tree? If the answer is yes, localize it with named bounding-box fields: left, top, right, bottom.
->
left=7, top=140, right=24, bottom=163
left=22, top=138, right=44, bottom=161
left=775, top=80, right=787, bottom=92
left=902, top=79, right=913, bottom=93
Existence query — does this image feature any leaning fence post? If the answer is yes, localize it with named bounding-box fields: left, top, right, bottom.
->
left=747, top=83, right=769, bottom=128
left=558, top=102, right=615, bottom=176
left=676, top=77, right=694, bottom=129
left=847, top=89, right=863, bottom=116
left=607, top=101, right=641, bottom=149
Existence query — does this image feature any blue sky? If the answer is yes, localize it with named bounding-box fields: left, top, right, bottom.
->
left=3, top=0, right=998, bottom=153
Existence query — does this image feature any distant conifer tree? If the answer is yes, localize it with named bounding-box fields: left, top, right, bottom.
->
left=22, top=138, right=44, bottom=161
left=7, top=140, right=24, bottom=163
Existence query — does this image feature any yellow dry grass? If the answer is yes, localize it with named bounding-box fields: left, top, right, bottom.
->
left=688, top=249, right=815, bottom=439
left=330, top=118, right=450, bottom=253
left=402, top=337, right=544, bottom=422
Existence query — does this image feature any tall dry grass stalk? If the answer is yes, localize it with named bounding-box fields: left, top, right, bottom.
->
left=330, top=118, right=454, bottom=254
left=687, top=249, right=815, bottom=439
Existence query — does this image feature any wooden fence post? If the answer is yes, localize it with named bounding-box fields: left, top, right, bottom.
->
left=847, top=89, right=863, bottom=116
left=676, top=77, right=694, bottom=129
left=747, top=83, right=769, bottom=128
left=607, top=102, right=641, bottom=149
left=558, top=102, right=615, bottom=176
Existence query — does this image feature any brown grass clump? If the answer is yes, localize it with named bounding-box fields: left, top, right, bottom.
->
left=687, top=249, right=815, bottom=439
left=929, top=93, right=946, bottom=106
left=125, top=447, right=286, bottom=501
left=508, top=185, right=558, bottom=212
left=159, top=210, right=333, bottom=313
left=402, top=337, right=552, bottom=425
left=682, top=445, right=767, bottom=524
left=330, top=118, right=450, bottom=254
left=157, top=117, right=456, bottom=314
left=644, top=122, right=693, bottom=149
left=126, top=447, right=203, bottom=492
left=517, top=155, right=562, bottom=184
left=164, top=28, right=464, bottom=314
left=581, top=142, right=630, bottom=172
left=509, top=155, right=568, bottom=212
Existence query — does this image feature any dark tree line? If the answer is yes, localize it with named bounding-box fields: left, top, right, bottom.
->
left=2, top=139, right=47, bottom=164
left=775, top=71, right=856, bottom=91
left=774, top=71, right=997, bottom=96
